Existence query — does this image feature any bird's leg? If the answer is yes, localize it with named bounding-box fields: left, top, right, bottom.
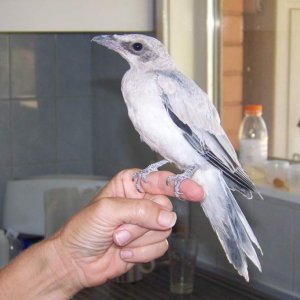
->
left=133, top=159, right=170, bottom=193
left=167, top=165, right=199, bottom=198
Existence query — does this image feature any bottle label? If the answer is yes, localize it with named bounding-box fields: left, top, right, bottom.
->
left=239, top=138, right=268, bottom=167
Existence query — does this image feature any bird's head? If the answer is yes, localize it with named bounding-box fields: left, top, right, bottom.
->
left=92, top=34, right=174, bottom=70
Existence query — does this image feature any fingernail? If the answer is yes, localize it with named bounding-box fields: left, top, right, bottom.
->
left=158, top=210, right=177, bottom=228
left=115, top=230, right=131, bottom=246
left=120, top=250, right=133, bottom=259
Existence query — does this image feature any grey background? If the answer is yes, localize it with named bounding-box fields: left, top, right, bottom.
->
left=0, top=33, right=156, bottom=224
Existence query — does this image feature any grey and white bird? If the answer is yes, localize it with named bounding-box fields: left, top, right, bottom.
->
left=92, top=34, right=262, bottom=281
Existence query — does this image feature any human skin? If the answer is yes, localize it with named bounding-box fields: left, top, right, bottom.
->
left=0, top=169, right=204, bottom=299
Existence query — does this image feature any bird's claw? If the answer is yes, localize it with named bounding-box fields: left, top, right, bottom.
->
left=132, top=171, right=148, bottom=193
left=166, top=174, right=188, bottom=199
left=132, top=160, right=169, bottom=193
left=167, top=166, right=199, bottom=198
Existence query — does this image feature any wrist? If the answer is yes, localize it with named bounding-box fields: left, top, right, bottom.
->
left=44, top=234, right=84, bottom=298
left=0, top=236, right=83, bottom=299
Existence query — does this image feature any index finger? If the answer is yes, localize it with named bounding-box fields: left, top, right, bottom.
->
left=99, top=169, right=205, bottom=202
left=141, top=170, right=205, bottom=202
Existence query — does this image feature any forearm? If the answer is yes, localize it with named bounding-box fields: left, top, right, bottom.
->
left=0, top=237, right=82, bottom=299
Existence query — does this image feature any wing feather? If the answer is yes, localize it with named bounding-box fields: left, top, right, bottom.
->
left=156, top=70, right=259, bottom=198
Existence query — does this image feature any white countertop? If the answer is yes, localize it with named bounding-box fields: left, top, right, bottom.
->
left=255, top=180, right=300, bottom=205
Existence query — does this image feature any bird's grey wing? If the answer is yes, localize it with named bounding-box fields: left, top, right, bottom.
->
left=156, top=70, right=257, bottom=198
left=156, top=70, right=238, bottom=162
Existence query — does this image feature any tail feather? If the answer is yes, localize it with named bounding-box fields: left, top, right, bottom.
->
left=230, top=194, right=263, bottom=256
left=192, top=168, right=262, bottom=281
left=228, top=196, right=262, bottom=272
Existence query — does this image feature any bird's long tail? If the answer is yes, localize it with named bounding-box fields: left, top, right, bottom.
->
left=192, top=168, right=262, bottom=281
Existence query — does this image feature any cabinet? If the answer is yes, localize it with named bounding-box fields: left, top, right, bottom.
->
left=0, top=0, right=154, bottom=32
left=273, top=0, right=300, bottom=158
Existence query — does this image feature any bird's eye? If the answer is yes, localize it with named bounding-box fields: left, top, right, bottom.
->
left=132, top=42, right=143, bottom=51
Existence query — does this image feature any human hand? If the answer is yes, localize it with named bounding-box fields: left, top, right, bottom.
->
left=52, top=169, right=204, bottom=292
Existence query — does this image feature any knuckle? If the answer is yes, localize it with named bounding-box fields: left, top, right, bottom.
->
left=164, top=229, right=172, bottom=239
left=94, top=196, right=111, bottom=211
left=158, top=240, right=169, bottom=258
left=133, top=201, right=150, bottom=221
left=138, top=240, right=170, bottom=263
left=163, top=239, right=169, bottom=252
left=118, top=168, right=140, bottom=180
left=152, top=195, right=173, bottom=210
left=116, top=169, right=130, bottom=183
left=140, top=246, right=149, bottom=260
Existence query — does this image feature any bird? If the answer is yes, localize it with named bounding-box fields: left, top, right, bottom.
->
left=92, top=34, right=262, bottom=281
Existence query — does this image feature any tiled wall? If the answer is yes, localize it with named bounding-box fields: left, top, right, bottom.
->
left=91, top=39, right=155, bottom=176
left=0, top=33, right=155, bottom=224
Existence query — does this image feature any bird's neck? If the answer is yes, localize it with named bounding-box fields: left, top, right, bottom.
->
left=128, top=59, right=176, bottom=73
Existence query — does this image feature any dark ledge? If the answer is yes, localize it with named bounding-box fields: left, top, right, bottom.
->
left=74, top=264, right=280, bottom=300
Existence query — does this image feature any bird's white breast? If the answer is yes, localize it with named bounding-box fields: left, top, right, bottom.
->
left=121, top=69, right=203, bottom=169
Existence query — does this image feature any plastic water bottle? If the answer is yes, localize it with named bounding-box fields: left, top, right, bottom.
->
left=238, top=104, right=268, bottom=179
left=0, top=229, right=9, bottom=268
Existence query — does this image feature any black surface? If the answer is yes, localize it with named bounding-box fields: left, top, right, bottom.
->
left=73, top=265, right=279, bottom=300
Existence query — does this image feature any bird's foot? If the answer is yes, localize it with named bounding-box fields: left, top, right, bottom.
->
left=167, top=166, right=199, bottom=198
left=133, top=159, right=169, bottom=193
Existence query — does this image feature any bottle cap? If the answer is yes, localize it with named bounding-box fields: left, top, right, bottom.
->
left=245, top=104, right=262, bottom=115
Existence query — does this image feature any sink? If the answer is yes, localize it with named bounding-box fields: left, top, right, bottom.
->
left=3, top=174, right=109, bottom=236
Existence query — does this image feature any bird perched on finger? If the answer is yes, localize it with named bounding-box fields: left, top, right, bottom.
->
left=92, top=34, right=263, bottom=281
